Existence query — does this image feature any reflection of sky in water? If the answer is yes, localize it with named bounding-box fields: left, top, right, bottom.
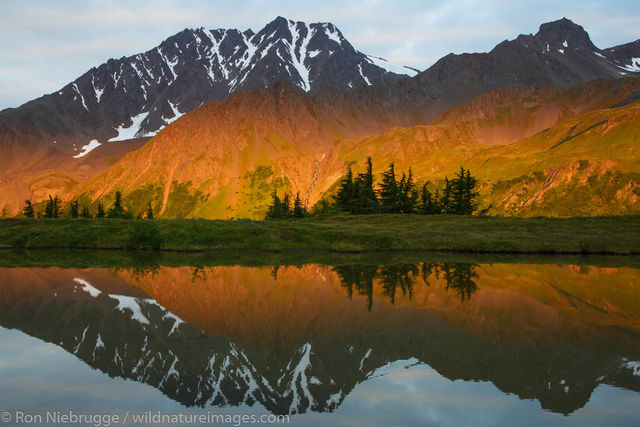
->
left=2, top=327, right=639, bottom=427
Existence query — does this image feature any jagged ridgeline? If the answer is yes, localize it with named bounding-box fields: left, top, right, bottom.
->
left=1, top=17, right=640, bottom=217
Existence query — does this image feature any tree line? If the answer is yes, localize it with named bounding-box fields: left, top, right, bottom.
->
left=265, top=157, right=480, bottom=219
left=265, top=191, right=308, bottom=219
left=22, top=191, right=155, bottom=219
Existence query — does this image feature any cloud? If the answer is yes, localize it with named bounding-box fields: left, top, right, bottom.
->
left=0, top=0, right=639, bottom=109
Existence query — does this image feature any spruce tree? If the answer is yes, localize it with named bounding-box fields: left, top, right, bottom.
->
left=449, top=167, right=467, bottom=214
left=441, top=177, right=451, bottom=214
left=335, top=166, right=356, bottom=213
left=463, top=169, right=479, bottom=215
left=281, top=193, right=292, bottom=218
left=378, top=163, right=399, bottom=213
left=23, top=200, right=35, bottom=218
left=420, top=183, right=438, bottom=214
left=81, top=206, right=91, bottom=218
left=96, top=203, right=106, bottom=218
left=43, top=195, right=61, bottom=218
left=398, top=172, right=407, bottom=211
left=44, top=197, right=52, bottom=217
left=293, top=192, right=306, bottom=218
left=52, top=196, right=61, bottom=218
left=433, top=189, right=441, bottom=214
left=107, top=191, right=126, bottom=218
left=266, top=190, right=283, bottom=219
left=445, top=167, right=479, bottom=215
left=355, top=157, right=378, bottom=214
left=70, top=201, right=79, bottom=218
left=399, top=168, right=417, bottom=213
left=146, top=203, right=154, bottom=220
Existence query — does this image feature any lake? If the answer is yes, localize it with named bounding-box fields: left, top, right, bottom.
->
left=0, top=251, right=639, bottom=426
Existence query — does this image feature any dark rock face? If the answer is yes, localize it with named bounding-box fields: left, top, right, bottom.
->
left=0, top=16, right=413, bottom=157
left=1, top=17, right=638, bottom=159
left=338, top=17, right=640, bottom=126
left=603, top=39, right=640, bottom=73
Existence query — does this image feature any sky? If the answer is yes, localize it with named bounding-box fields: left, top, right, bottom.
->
left=1, top=0, right=639, bottom=110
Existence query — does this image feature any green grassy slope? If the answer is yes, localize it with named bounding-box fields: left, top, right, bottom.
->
left=1, top=215, right=640, bottom=254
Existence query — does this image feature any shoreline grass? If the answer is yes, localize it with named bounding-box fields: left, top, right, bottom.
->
left=1, top=214, right=639, bottom=255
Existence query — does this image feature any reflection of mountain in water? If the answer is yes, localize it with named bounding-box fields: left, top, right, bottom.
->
left=0, top=262, right=639, bottom=415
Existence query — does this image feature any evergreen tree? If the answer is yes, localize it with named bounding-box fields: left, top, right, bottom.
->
left=335, top=166, right=357, bottom=213
left=293, top=192, right=306, bottom=218
left=354, top=157, right=379, bottom=214
left=81, top=206, right=91, bottom=218
left=446, top=167, right=479, bottom=215
left=282, top=193, right=292, bottom=217
left=266, top=190, right=281, bottom=219
left=420, top=183, right=440, bottom=214
left=107, top=191, right=127, bottom=218
left=53, top=196, right=61, bottom=218
left=378, top=163, right=399, bottom=213
left=449, top=167, right=466, bottom=214
left=398, top=168, right=418, bottom=213
left=44, top=196, right=54, bottom=218
left=145, top=203, right=154, bottom=220
left=23, top=200, right=35, bottom=218
left=266, top=189, right=291, bottom=219
left=398, top=172, right=407, bottom=210
left=441, top=177, right=451, bottom=214
left=463, top=169, right=479, bottom=215
left=433, top=189, right=441, bottom=213
left=69, top=201, right=79, bottom=218
left=96, top=203, right=106, bottom=218
left=44, top=195, right=61, bottom=218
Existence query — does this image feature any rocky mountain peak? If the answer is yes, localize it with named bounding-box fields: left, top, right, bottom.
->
left=535, top=17, right=597, bottom=51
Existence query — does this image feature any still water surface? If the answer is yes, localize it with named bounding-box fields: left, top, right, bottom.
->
left=0, top=253, right=639, bottom=426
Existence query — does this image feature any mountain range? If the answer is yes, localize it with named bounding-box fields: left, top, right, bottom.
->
left=1, top=263, right=639, bottom=415
left=1, top=16, right=639, bottom=217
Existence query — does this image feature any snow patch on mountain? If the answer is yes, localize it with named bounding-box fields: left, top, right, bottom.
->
left=618, top=57, right=640, bottom=72
left=91, top=77, right=104, bottom=102
left=74, top=278, right=102, bottom=297
left=623, top=360, right=640, bottom=377
left=72, top=139, right=101, bottom=158
left=367, top=357, right=420, bottom=379
left=286, top=20, right=314, bottom=91
left=324, top=24, right=342, bottom=45
left=110, top=295, right=150, bottom=324
left=164, top=100, right=184, bottom=125
left=286, top=343, right=314, bottom=414
left=365, top=55, right=418, bottom=76
left=358, top=63, right=371, bottom=85
left=109, top=111, right=149, bottom=141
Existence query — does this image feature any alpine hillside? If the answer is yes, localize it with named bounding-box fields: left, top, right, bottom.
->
left=2, top=17, right=640, bottom=216
left=73, top=77, right=640, bottom=218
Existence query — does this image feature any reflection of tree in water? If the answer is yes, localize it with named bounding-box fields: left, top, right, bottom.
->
left=334, top=265, right=377, bottom=311
left=441, top=263, right=478, bottom=302
left=117, top=261, right=160, bottom=278
left=191, top=266, right=207, bottom=282
left=271, top=265, right=280, bottom=280
left=335, top=262, right=478, bottom=309
left=379, top=264, right=420, bottom=304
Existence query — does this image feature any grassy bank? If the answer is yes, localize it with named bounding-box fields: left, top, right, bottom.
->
left=1, top=215, right=639, bottom=254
